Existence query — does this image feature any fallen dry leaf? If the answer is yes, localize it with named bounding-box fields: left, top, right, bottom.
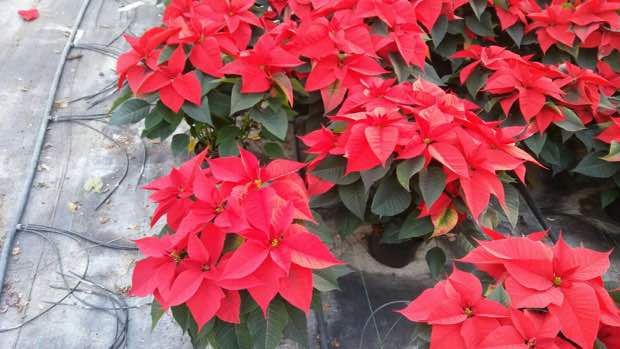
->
left=67, top=202, right=79, bottom=213
left=83, top=176, right=104, bottom=193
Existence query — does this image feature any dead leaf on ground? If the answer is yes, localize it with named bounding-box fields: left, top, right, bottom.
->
left=67, top=202, right=79, bottom=213
left=83, top=176, right=104, bottom=193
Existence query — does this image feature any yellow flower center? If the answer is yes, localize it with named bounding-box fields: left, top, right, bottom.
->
left=553, top=276, right=562, bottom=287
left=463, top=307, right=473, bottom=317
left=170, top=251, right=181, bottom=262
left=423, top=138, right=431, bottom=144
left=270, top=238, right=280, bottom=248
left=254, top=179, right=263, bottom=188
left=526, top=338, right=537, bottom=348
left=202, top=264, right=210, bottom=272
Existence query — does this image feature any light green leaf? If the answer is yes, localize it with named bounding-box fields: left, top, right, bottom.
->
left=360, top=161, right=391, bottom=191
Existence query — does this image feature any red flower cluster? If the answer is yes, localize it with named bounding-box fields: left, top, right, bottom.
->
left=490, top=0, right=620, bottom=56
left=400, top=231, right=620, bottom=348
left=301, top=78, right=537, bottom=220
left=456, top=44, right=620, bottom=138
left=130, top=148, right=342, bottom=329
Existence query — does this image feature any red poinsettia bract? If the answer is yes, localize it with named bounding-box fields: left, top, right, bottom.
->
left=131, top=149, right=342, bottom=329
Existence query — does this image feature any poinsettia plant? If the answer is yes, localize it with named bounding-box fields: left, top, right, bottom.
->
left=400, top=229, right=620, bottom=349
left=133, top=148, right=347, bottom=348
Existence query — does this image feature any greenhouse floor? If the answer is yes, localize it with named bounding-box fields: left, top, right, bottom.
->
left=0, top=1, right=618, bottom=349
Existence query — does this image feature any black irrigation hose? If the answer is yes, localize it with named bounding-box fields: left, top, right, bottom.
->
left=18, top=224, right=138, bottom=251
left=0, top=0, right=93, bottom=295
left=515, top=180, right=558, bottom=242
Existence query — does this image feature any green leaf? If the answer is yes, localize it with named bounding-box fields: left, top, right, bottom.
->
left=502, top=184, right=520, bottom=228
left=465, top=13, right=494, bottom=37
left=371, top=175, right=412, bottom=217
left=283, top=305, right=308, bottom=348
left=171, top=304, right=192, bottom=334
left=250, top=103, right=289, bottom=141
left=506, top=23, right=524, bottom=47
left=388, top=52, right=411, bottom=83
left=157, top=45, right=176, bottom=65
left=523, top=133, right=547, bottom=156
left=572, top=152, right=620, bottom=178
left=554, top=107, right=586, bottom=132
left=247, top=298, right=289, bottom=349
left=465, top=66, right=489, bottom=98
left=196, top=72, right=221, bottom=96
left=313, top=265, right=352, bottom=292
left=110, top=98, right=150, bottom=125
left=425, top=247, right=446, bottom=279
left=208, top=320, right=239, bottom=349
left=150, top=301, right=165, bottom=330
left=235, top=322, right=253, bottom=349
left=109, top=84, right=133, bottom=113
left=229, top=81, right=264, bottom=116
left=216, top=125, right=241, bottom=156
left=360, top=161, right=391, bottom=192
left=311, top=156, right=359, bottom=185
left=419, top=167, right=446, bottom=207
left=601, top=189, right=619, bottom=208
left=396, top=157, right=424, bottom=191
left=470, top=0, right=487, bottom=19
left=334, top=206, right=362, bottom=237
left=486, top=284, right=511, bottom=306
left=264, top=142, right=285, bottom=158
left=338, top=180, right=368, bottom=220
left=171, top=133, right=190, bottom=156
left=431, top=15, right=448, bottom=48
left=182, top=98, right=212, bottom=126
left=144, top=105, right=164, bottom=130
left=209, top=90, right=231, bottom=118
left=398, top=210, right=434, bottom=239
left=540, top=140, right=561, bottom=166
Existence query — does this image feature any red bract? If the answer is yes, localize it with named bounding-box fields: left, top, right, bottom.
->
left=220, top=35, right=303, bottom=98
left=463, top=235, right=619, bottom=348
left=399, top=268, right=508, bottom=349
left=117, top=28, right=176, bottom=90
left=135, top=148, right=342, bottom=323
left=18, top=8, right=39, bottom=21
left=331, top=109, right=415, bottom=173
left=479, top=309, right=561, bottom=349
left=137, top=46, right=202, bottom=112
left=527, top=5, right=576, bottom=53
left=222, top=189, right=342, bottom=313
left=484, top=62, right=564, bottom=121
left=207, top=147, right=312, bottom=221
